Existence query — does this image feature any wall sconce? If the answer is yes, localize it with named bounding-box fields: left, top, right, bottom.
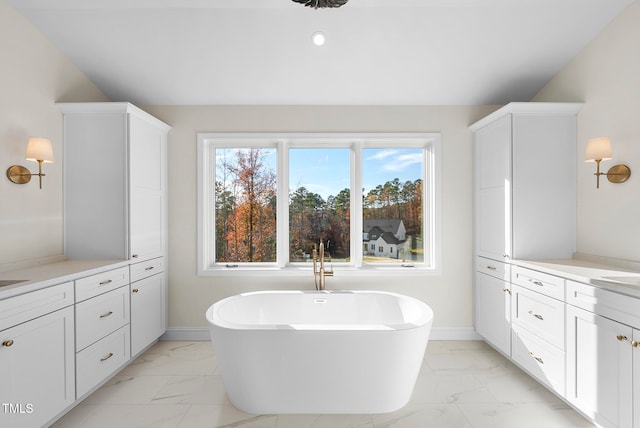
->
left=584, top=137, right=631, bottom=189
left=6, top=137, right=54, bottom=189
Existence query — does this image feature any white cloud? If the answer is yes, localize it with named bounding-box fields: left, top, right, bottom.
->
left=366, top=149, right=397, bottom=161
left=381, top=152, right=423, bottom=172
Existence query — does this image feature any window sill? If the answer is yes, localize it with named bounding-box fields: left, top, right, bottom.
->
left=198, top=264, right=440, bottom=277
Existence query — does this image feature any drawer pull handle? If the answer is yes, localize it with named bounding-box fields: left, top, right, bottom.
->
left=100, top=352, right=114, bottom=362
left=2, top=340, right=14, bottom=347
left=529, top=279, right=544, bottom=287
left=132, top=288, right=139, bottom=293
left=617, top=335, right=628, bottom=342
left=132, top=254, right=139, bottom=259
left=632, top=341, right=640, bottom=348
left=99, top=279, right=113, bottom=286
left=502, top=288, right=511, bottom=294
left=486, top=265, right=497, bottom=270
left=502, top=254, right=510, bottom=259
left=528, top=352, right=544, bottom=364
left=100, top=311, right=114, bottom=319
left=144, top=266, right=155, bottom=271
left=528, top=310, right=544, bottom=321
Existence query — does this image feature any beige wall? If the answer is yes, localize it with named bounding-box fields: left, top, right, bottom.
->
left=0, top=0, right=108, bottom=267
left=143, top=105, right=498, bottom=330
left=533, top=0, right=640, bottom=262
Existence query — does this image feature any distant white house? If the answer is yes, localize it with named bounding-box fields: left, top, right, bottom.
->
left=362, top=219, right=410, bottom=259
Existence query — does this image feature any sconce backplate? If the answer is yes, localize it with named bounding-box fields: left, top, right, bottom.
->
left=607, top=164, right=631, bottom=184
left=6, top=165, right=31, bottom=184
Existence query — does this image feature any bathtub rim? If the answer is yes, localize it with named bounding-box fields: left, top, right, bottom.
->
left=206, top=289, right=434, bottom=332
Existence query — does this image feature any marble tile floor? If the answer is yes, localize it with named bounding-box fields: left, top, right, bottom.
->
left=52, top=340, right=595, bottom=428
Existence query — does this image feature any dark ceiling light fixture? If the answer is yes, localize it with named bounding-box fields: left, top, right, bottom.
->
left=292, top=0, right=348, bottom=9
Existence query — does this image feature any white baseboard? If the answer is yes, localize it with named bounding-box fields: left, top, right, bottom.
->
left=160, top=326, right=482, bottom=342
left=161, top=327, right=210, bottom=341
left=428, top=327, right=482, bottom=341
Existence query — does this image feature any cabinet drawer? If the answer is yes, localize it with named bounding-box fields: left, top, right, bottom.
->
left=512, top=266, right=564, bottom=300
left=476, top=256, right=510, bottom=281
left=75, top=266, right=129, bottom=302
left=130, top=257, right=164, bottom=283
left=76, top=324, right=130, bottom=399
left=75, top=286, right=130, bottom=351
left=511, top=285, right=565, bottom=349
left=0, top=282, right=74, bottom=332
left=511, top=325, right=565, bottom=397
left=566, top=280, right=640, bottom=329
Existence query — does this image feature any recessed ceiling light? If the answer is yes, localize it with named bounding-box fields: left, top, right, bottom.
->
left=312, top=31, right=326, bottom=46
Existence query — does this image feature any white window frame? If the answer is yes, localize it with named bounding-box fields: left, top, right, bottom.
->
left=197, top=133, right=441, bottom=276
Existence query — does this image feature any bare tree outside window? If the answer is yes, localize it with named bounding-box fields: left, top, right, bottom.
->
left=215, top=148, right=277, bottom=263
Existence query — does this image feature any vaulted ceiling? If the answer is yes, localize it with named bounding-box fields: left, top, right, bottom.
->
left=8, top=0, right=634, bottom=105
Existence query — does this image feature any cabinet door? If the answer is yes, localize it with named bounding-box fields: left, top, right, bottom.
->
left=63, top=112, right=128, bottom=260
left=129, top=114, right=166, bottom=261
left=511, top=115, right=576, bottom=259
left=131, top=274, right=165, bottom=356
left=566, top=305, right=633, bottom=428
left=475, top=271, right=511, bottom=356
left=474, top=114, right=512, bottom=261
left=0, top=307, right=75, bottom=428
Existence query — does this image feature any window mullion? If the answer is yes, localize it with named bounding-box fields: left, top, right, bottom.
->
left=277, top=139, right=289, bottom=268
left=351, top=142, right=363, bottom=268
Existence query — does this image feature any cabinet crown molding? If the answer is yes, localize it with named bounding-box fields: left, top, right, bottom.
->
left=469, top=102, right=583, bottom=131
left=57, top=102, right=171, bottom=132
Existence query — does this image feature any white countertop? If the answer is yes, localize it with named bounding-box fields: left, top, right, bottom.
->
left=512, top=256, right=640, bottom=298
left=0, top=259, right=130, bottom=300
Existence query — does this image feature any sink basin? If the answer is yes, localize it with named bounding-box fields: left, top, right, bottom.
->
left=0, top=279, right=28, bottom=287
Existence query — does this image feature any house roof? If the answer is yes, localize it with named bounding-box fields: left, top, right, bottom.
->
left=379, top=232, right=401, bottom=245
left=364, top=219, right=403, bottom=234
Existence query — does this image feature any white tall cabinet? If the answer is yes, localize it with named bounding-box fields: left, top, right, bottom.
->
left=59, top=102, right=170, bottom=263
left=59, top=102, right=170, bottom=359
left=472, top=102, right=581, bottom=263
left=471, top=102, right=582, bottom=355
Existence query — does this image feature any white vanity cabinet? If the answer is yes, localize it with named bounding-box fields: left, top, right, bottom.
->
left=471, top=102, right=581, bottom=262
left=475, top=256, right=511, bottom=356
left=471, top=252, right=640, bottom=428
left=130, top=257, right=166, bottom=357
left=59, top=102, right=170, bottom=263
left=565, top=280, right=640, bottom=428
left=0, top=259, right=169, bottom=426
left=0, top=283, right=75, bottom=428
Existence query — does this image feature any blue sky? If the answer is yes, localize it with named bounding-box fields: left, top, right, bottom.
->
left=290, top=147, right=423, bottom=200
left=289, top=148, right=350, bottom=199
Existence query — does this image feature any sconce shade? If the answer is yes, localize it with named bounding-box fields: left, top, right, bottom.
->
left=25, top=137, right=54, bottom=163
left=584, top=137, right=612, bottom=162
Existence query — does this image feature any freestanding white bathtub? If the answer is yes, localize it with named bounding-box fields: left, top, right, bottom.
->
left=206, top=290, right=433, bottom=414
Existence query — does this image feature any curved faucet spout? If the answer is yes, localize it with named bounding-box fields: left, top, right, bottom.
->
left=313, top=242, right=333, bottom=290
